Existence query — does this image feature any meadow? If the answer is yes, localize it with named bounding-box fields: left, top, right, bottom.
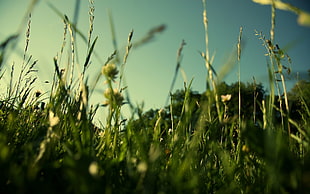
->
left=0, top=0, right=309, bottom=193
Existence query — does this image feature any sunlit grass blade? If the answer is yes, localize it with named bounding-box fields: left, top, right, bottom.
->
left=83, top=36, right=98, bottom=75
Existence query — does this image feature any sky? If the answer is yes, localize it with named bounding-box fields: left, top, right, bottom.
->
left=0, top=0, right=310, bottom=122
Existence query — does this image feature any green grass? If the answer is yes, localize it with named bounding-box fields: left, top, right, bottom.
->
left=0, top=1, right=310, bottom=193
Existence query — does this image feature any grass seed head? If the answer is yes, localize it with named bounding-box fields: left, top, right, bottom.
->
left=102, top=63, right=119, bottom=81
left=103, top=88, right=124, bottom=106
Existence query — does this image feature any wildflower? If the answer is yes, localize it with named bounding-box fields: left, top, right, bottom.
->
left=49, top=111, right=60, bottom=127
left=242, top=145, right=250, bottom=153
left=102, top=63, right=119, bottom=81
left=137, top=161, right=148, bottom=173
left=221, top=94, right=232, bottom=121
left=103, top=88, right=124, bottom=106
left=168, top=128, right=173, bottom=135
left=221, top=94, right=232, bottom=103
left=89, top=161, right=99, bottom=177
left=98, top=130, right=105, bottom=138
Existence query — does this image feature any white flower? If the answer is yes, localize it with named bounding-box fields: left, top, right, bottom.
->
left=49, top=111, right=60, bottom=127
left=221, top=94, right=232, bottom=103
left=168, top=128, right=173, bottom=135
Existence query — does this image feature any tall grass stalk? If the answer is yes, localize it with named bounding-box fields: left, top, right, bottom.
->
left=165, top=39, right=186, bottom=106
left=10, top=14, right=39, bottom=109
left=257, top=0, right=292, bottom=141
left=14, top=14, right=32, bottom=103
left=202, top=0, right=221, bottom=122
left=253, top=77, right=258, bottom=123
left=73, top=0, right=81, bottom=40
left=81, top=0, right=95, bottom=80
left=108, top=11, right=119, bottom=63
left=236, top=26, right=243, bottom=163
left=237, top=26, right=243, bottom=127
left=118, top=30, right=133, bottom=90
left=67, top=18, right=76, bottom=89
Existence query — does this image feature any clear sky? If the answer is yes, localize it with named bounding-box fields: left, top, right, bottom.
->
left=0, top=0, right=310, bottom=122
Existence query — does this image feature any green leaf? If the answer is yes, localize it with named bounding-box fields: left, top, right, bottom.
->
left=83, top=36, right=98, bottom=68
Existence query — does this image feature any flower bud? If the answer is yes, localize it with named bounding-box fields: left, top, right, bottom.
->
left=102, top=63, right=119, bottom=81
left=103, top=88, right=124, bottom=106
left=221, top=94, right=232, bottom=103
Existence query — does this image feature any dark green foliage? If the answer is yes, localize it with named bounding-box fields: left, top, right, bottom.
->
left=2, top=78, right=309, bottom=193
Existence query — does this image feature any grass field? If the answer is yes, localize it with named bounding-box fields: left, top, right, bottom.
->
left=0, top=0, right=309, bottom=193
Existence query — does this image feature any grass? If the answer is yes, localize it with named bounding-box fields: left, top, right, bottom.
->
left=0, top=1, right=310, bottom=193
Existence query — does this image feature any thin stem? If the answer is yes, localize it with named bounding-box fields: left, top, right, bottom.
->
left=202, top=0, right=221, bottom=122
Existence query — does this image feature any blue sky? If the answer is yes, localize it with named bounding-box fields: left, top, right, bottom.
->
left=0, top=0, right=310, bottom=121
